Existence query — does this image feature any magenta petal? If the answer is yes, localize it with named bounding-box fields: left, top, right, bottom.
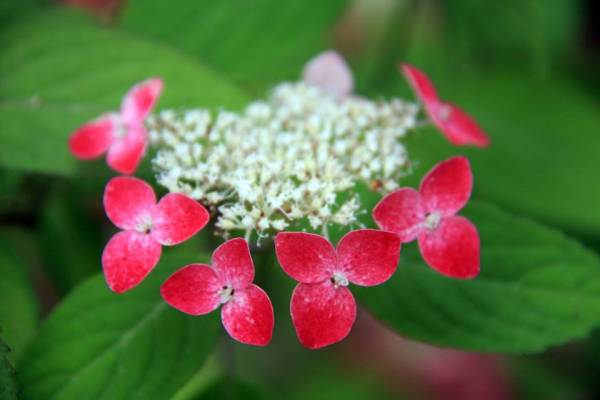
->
left=68, top=113, right=118, bottom=159
left=419, top=156, right=473, bottom=217
left=121, top=78, right=163, bottom=125
left=103, top=176, right=156, bottom=230
left=106, top=124, right=147, bottom=175
left=400, top=63, right=440, bottom=108
left=102, top=231, right=162, bottom=293
left=151, top=193, right=209, bottom=246
left=161, top=264, right=221, bottom=315
left=274, top=232, right=336, bottom=284
left=431, top=102, right=490, bottom=148
left=372, top=188, right=425, bottom=242
left=211, top=238, right=255, bottom=290
left=221, top=284, right=274, bottom=346
left=302, top=50, right=354, bottom=99
left=418, top=216, right=480, bottom=279
left=337, top=229, right=401, bottom=286
left=290, top=281, right=356, bottom=349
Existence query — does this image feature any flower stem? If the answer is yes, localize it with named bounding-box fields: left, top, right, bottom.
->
left=322, top=223, right=329, bottom=240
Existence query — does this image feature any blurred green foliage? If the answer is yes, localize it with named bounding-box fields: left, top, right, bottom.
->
left=356, top=200, right=600, bottom=353
left=121, top=0, right=348, bottom=90
left=1, top=0, right=599, bottom=398
left=0, top=241, right=38, bottom=363
left=18, top=250, right=218, bottom=400
left=0, top=337, right=18, bottom=400
left=0, top=9, right=248, bottom=175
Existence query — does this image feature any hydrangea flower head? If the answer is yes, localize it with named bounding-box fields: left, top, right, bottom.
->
left=373, top=156, right=480, bottom=278
left=275, top=229, right=401, bottom=349
left=102, top=176, right=209, bottom=293
left=67, top=51, right=489, bottom=349
left=68, top=78, right=163, bottom=174
left=148, top=52, right=418, bottom=241
left=161, top=238, right=274, bottom=346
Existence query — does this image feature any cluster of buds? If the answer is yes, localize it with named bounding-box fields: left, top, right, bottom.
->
left=147, top=81, right=418, bottom=240
left=67, top=51, right=489, bottom=348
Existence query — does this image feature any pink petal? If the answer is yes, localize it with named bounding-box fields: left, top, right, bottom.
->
left=430, top=102, right=490, bottom=148
left=102, top=230, right=162, bottom=293
left=274, top=232, right=337, bottom=284
left=211, top=238, right=255, bottom=290
left=290, top=281, right=356, bottom=349
left=419, top=156, right=473, bottom=217
left=151, top=193, right=209, bottom=246
left=106, top=124, right=147, bottom=175
left=121, top=78, right=163, bottom=125
left=400, top=63, right=440, bottom=108
left=372, top=188, right=425, bottom=242
left=160, top=264, right=221, bottom=315
left=68, top=113, right=118, bottom=159
left=302, top=50, right=354, bottom=99
left=418, top=216, right=480, bottom=279
left=103, top=176, right=156, bottom=230
left=337, top=229, right=401, bottom=287
left=221, top=284, right=274, bottom=346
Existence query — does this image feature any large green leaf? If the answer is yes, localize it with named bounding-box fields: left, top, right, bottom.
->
left=441, top=0, right=577, bottom=75
left=0, top=242, right=38, bottom=363
left=356, top=201, right=600, bottom=353
left=194, top=376, right=268, bottom=400
left=120, top=0, right=349, bottom=87
left=397, top=74, right=600, bottom=237
left=0, top=338, right=18, bottom=400
left=0, top=9, right=248, bottom=175
left=366, top=4, right=600, bottom=236
left=37, top=183, right=105, bottom=295
left=18, top=250, right=219, bottom=400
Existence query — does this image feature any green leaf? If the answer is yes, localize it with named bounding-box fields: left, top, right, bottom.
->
left=0, top=338, right=18, bottom=400
left=18, top=250, right=219, bottom=400
left=37, top=183, right=105, bottom=294
left=441, top=0, right=577, bottom=75
left=194, top=376, right=268, bottom=400
left=371, top=7, right=600, bottom=236
left=399, top=74, right=600, bottom=237
left=0, top=8, right=248, bottom=175
left=355, top=200, right=600, bottom=353
left=0, top=242, right=38, bottom=363
left=120, top=0, right=349, bottom=86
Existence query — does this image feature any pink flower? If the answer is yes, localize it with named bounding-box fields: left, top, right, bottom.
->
left=275, top=229, right=401, bottom=349
left=373, top=156, right=480, bottom=279
left=302, top=50, right=354, bottom=100
left=401, top=64, right=490, bottom=148
left=68, top=78, right=163, bottom=174
left=102, top=176, right=209, bottom=293
left=161, top=238, right=274, bottom=346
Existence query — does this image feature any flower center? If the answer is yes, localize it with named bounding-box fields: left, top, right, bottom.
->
left=331, top=271, right=349, bottom=288
left=135, top=215, right=154, bottom=234
left=115, top=120, right=128, bottom=139
left=424, top=212, right=441, bottom=230
left=218, top=285, right=234, bottom=304
left=438, top=104, right=451, bottom=121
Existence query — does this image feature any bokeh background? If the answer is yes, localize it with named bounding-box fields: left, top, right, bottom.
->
left=1, top=0, right=600, bottom=399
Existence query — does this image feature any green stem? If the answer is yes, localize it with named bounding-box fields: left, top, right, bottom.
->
left=171, top=354, right=222, bottom=400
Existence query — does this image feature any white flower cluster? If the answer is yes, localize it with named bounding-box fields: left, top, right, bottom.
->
left=147, top=82, right=418, bottom=240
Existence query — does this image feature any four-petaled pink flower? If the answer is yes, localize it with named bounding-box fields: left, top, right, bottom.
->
left=275, top=229, right=401, bottom=349
left=68, top=78, right=163, bottom=174
left=102, top=176, right=209, bottom=293
left=373, top=156, right=480, bottom=279
left=401, top=64, right=490, bottom=148
left=161, top=238, right=274, bottom=346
